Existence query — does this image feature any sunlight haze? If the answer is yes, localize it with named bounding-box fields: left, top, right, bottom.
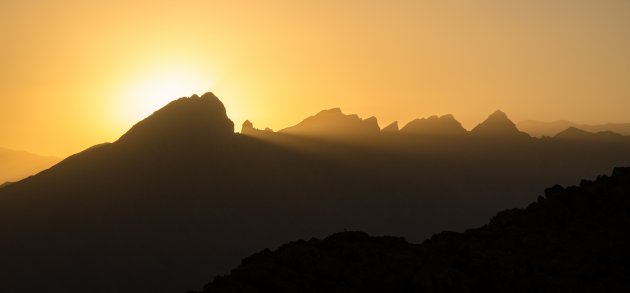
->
left=1, top=0, right=629, bottom=156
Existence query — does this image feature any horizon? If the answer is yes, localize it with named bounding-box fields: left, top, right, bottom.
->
left=2, top=92, right=630, bottom=157
left=1, top=1, right=630, bottom=157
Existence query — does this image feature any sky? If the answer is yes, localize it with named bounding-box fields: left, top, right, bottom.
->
left=1, top=0, right=629, bottom=156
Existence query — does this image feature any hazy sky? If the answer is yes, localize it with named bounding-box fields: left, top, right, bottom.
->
left=1, top=0, right=629, bottom=156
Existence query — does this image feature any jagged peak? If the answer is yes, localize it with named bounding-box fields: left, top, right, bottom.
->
left=117, top=92, right=234, bottom=145
left=400, top=113, right=466, bottom=135
left=471, top=110, right=529, bottom=138
left=279, top=108, right=379, bottom=135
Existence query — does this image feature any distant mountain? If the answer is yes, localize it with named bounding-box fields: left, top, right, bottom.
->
left=518, top=120, right=630, bottom=137
left=554, top=127, right=629, bottom=141
left=400, top=114, right=466, bottom=136
left=2, top=93, right=630, bottom=292
left=471, top=110, right=530, bottom=138
left=279, top=108, right=380, bottom=137
left=0, top=147, right=60, bottom=184
left=193, top=167, right=630, bottom=293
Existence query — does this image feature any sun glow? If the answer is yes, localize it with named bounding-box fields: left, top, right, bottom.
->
left=116, top=67, right=216, bottom=125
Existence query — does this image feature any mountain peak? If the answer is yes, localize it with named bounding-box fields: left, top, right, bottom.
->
left=488, top=110, right=508, bottom=119
left=279, top=108, right=380, bottom=136
left=471, top=110, right=529, bottom=138
left=117, top=92, right=234, bottom=145
left=400, top=114, right=466, bottom=136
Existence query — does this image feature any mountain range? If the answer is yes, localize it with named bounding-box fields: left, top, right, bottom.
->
left=244, top=108, right=626, bottom=142
left=1, top=92, right=630, bottom=292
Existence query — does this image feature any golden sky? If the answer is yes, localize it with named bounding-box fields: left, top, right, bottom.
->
left=1, top=0, right=629, bottom=156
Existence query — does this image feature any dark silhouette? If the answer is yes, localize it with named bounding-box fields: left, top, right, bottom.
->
left=192, top=167, right=630, bottom=293
left=1, top=93, right=630, bottom=292
left=117, top=93, right=234, bottom=146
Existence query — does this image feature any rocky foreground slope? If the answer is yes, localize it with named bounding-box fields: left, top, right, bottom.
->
left=192, top=167, right=630, bottom=293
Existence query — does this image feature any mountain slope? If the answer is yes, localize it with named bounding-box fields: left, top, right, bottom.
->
left=193, top=167, right=630, bottom=293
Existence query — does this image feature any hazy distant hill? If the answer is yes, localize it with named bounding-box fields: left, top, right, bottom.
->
left=193, top=167, right=630, bottom=293
left=0, top=147, right=60, bottom=184
left=554, top=127, right=630, bottom=142
left=1, top=93, right=630, bottom=292
left=518, top=120, right=630, bottom=137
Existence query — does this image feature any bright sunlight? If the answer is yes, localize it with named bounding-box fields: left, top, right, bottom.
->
left=115, top=66, right=216, bottom=126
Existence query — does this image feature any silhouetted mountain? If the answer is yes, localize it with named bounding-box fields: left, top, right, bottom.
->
left=518, top=120, right=630, bottom=137
left=279, top=108, right=380, bottom=137
left=193, top=167, right=630, bottom=293
left=2, top=93, right=630, bottom=293
left=554, top=127, right=628, bottom=142
left=0, top=147, right=61, bottom=183
left=471, top=110, right=530, bottom=138
left=400, top=114, right=466, bottom=136
left=117, top=92, right=234, bottom=146
left=381, top=121, right=398, bottom=132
